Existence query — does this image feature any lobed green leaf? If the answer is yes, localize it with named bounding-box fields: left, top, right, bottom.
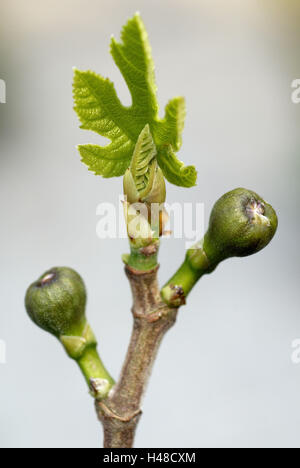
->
left=73, top=13, right=197, bottom=187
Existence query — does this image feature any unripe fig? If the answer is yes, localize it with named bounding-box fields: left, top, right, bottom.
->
left=203, top=188, right=278, bottom=264
left=162, top=188, right=278, bottom=308
left=25, top=267, right=114, bottom=396
left=25, top=267, right=87, bottom=338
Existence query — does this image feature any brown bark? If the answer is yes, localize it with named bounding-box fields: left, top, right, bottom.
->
left=95, top=265, right=178, bottom=448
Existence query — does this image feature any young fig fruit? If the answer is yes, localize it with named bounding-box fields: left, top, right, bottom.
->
left=25, top=266, right=114, bottom=397
left=203, top=188, right=278, bottom=264
left=162, top=188, right=278, bottom=308
left=25, top=266, right=87, bottom=338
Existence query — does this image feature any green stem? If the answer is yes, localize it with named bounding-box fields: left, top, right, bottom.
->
left=60, top=322, right=115, bottom=399
left=124, top=240, right=160, bottom=272
left=77, top=346, right=115, bottom=398
left=161, top=240, right=216, bottom=307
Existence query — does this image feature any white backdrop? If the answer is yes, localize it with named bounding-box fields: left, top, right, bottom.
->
left=0, top=0, right=300, bottom=448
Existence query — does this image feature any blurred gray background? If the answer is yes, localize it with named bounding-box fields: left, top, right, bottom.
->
left=0, top=0, right=300, bottom=448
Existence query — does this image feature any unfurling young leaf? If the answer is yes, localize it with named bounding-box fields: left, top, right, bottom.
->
left=73, top=13, right=197, bottom=188
left=123, top=124, right=166, bottom=204
left=130, top=124, right=157, bottom=196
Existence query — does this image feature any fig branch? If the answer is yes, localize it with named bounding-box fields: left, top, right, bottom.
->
left=24, top=13, right=278, bottom=448
left=96, top=266, right=177, bottom=448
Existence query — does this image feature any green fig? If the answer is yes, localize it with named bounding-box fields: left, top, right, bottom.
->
left=25, top=266, right=114, bottom=395
left=162, top=188, right=278, bottom=308
left=25, top=267, right=87, bottom=338
left=203, top=188, right=278, bottom=264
